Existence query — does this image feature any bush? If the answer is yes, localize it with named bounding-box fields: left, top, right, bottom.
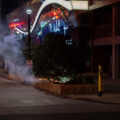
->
left=84, top=73, right=94, bottom=84
left=85, top=75, right=94, bottom=84
left=31, top=33, right=80, bottom=77
left=29, top=33, right=89, bottom=84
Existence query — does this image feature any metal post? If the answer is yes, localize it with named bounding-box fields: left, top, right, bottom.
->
left=26, top=8, right=33, bottom=69
left=28, top=14, right=31, bottom=60
left=112, top=6, right=115, bottom=79
left=98, top=65, right=103, bottom=96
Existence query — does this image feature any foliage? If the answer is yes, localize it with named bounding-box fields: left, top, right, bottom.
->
left=31, top=33, right=82, bottom=78
left=85, top=75, right=94, bottom=84
left=22, top=32, right=90, bottom=84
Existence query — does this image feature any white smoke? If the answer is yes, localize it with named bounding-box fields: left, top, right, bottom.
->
left=0, top=27, right=36, bottom=84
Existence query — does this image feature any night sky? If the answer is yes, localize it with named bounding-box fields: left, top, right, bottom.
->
left=1, top=0, right=28, bottom=24
left=2, top=0, right=28, bottom=15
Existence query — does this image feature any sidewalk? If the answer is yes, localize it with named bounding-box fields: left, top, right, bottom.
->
left=98, top=77, right=120, bottom=93
left=0, top=73, right=10, bottom=79
left=68, top=94, right=120, bottom=105
left=68, top=77, right=120, bottom=105
left=0, top=73, right=120, bottom=105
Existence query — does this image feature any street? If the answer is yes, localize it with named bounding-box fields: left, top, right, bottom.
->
left=0, top=77, right=120, bottom=120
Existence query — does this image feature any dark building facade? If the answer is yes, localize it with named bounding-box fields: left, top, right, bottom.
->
left=6, top=0, right=120, bottom=79
left=90, top=0, right=120, bottom=79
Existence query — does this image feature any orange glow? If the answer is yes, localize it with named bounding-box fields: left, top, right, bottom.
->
left=53, top=11, right=57, bottom=16
left=9, top=22, right=25, bottom=28
left=38, top=78, right=48, bottom=81
left=56, top=16, right=59, bottom=19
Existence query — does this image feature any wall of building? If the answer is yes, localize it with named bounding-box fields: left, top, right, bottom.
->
left=6, top=0, right=120, bottom=77
left=91, top=3, right=120, bottom=77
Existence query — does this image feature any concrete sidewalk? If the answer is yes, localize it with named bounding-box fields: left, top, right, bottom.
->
left=96, top=77, right=120, bottom=94
left=0, top=73, right=120, bottom=105
left=68, top=94, right=120, bottom=105
left=0, top=75, right=120, bottom=119
left=68, top=77, right=120, bottom=104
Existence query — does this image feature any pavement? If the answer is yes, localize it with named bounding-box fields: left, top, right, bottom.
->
left=0, top=74, right=120, bottom=119
left=68, top=77, right=120, bottom=104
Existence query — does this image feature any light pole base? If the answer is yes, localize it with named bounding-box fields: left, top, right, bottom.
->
left=98, top=91, right=103, bottom=97
left=26, top=60, right=33, bottom=69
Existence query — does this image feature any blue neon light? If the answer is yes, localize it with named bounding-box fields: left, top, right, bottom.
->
left=36, top=18, right=68, bottom=39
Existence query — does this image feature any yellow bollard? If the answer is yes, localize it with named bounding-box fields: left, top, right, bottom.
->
left=98, top=65, right=103, bottom=96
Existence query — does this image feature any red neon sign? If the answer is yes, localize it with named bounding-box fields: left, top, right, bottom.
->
left=9, top=22, right=25, bottom=28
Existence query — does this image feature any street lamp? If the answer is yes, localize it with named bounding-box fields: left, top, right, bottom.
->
left=26, top=8, right=33, bottom=70
left=26, top=9, right=32, bottom=60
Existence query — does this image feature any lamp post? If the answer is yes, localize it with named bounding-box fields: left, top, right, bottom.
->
left=26, top=9, right=32, bottom=60
left=26, top=9, right=33, bottom=69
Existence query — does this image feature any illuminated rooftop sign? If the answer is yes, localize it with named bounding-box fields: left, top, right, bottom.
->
left=15, top=0, right=88, bottom=34
left=9, top=22, right=24, bottom=28
left=71, top=1, right=88, bottom=10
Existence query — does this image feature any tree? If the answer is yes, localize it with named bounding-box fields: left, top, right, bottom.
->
left=31, top=33, right=85, bottom=78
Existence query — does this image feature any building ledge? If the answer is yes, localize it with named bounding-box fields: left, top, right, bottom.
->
left=94, top=36, right=120, bottom=46
left=89, top=0, right=120, bottom=10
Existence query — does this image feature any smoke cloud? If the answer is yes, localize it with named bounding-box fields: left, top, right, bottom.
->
left=0, top=26, right=36, bottom=84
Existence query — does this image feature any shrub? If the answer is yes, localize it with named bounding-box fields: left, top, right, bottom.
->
left=85, top=75, right=94, bottom=84
left=31, top=33, right=79, bottom=77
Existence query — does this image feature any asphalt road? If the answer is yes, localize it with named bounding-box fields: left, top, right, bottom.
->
left=0, top=112, right=120, bottom=120
left=0, top=77, right=120, bottom=120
